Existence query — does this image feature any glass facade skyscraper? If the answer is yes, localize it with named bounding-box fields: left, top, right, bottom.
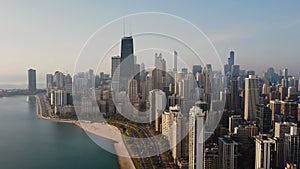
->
left=120, top=36, right=134, bottom=78
left=28, top=69, right=36, bottom=93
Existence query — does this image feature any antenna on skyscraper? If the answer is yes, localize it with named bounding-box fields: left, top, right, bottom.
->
left=129, top=20, right=132, bottom=36
left=123, top=17, right=125, bottom=36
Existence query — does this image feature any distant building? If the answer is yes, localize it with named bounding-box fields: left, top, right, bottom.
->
left=173, top=50, right=178, bottom=72
left=192, top=65, right=202, bottom=76
left=218, top=135, right=238, bottom=169
left=228, top=50, right=234, bottom=68
left=229, top=80, right=240, bottom=113
left=270, top=99, right=281, bottom=125
left=128, top=79, right=139, bottom=105
left=281, top=100, right=298, bottom=123
left=284, top=128, right=300, bottom=167
left=54, top=71, right=64, bottom=89
left=229, top=115, right=242, bottom=133
left=279, top=86, right=288, bottom=101
left=46, top=74, right=53, bottom=90
left=244, top=75, right=259, bottom=121
left=149, top=89, right=166, bottom=131
left=273, top=137, right=286, bottom=169
left=274, top=122, right=297, bottom=138
left=154, top=53, right=166, bottom=89
left=231, top=65, right=239, bottom=79
left=50, top=89, right=67, bottom=114
left=111, top=56, right=121, bottom=77
left=256, top=104, right=272, bottom=134
left=28, top=69, right=36, bottom=93
left=234, top=124, right=259, bottom=144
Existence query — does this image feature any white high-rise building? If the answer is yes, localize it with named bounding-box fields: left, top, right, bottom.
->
left=149, top=89, right=166, bottom=131
left=255, top=135, right=275, bottom=169
left=161, top=105, right=183, bottom=163
left=189, top=101, right=207, bottom=169
left=244, top=75, right=259, bottom=121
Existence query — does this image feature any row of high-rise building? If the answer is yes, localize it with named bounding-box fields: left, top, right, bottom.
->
left=37, top=34, right=299, bottom=169
left=220, top=50, right=300, bottom=169
left=45, top=71, right=73, bottom=115
left=106, top=35, right=300, bottom=169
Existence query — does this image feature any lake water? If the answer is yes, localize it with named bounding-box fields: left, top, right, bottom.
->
left=0, top=96, right=119, bottom=169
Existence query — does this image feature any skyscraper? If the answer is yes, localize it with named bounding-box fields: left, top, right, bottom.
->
left=218, top=135, right=238, bottom=169
left=244, top=75, right=259, bottom=121
left=231, top=65, right=240, bottom=79
left=54, top=71, right=64, bottom=89
left=46, top=74, right=53, bottom=90
left=255, top=135, right=275, bottom=169
left=121, top=36, right=134, bottom=62
left=120, top=36, right=134, bottom=78
left=154, top=53, right=166, bottom=89
left=173, top=50, right=178, bottom=72
left=284, top=131, right=300, bottom=167
left=229, top=80, right=240, bottom=113
left=111, top=55, right=121, bottom=77
left=189, top=101, right=207, bottom=169
left=283, top=68, right=288, bottom=79
left=149, top=89, right=166, bottom=131
left=281, top=100, right=298, bottom=123
left=229, top=50, right=234, bottom=68
left=117, top=36, right=135, bottom=92
left=28, top=69, right=36, bottom=93
left=256, top=104, right=272, bottom=134
left=161, top=105, right=184, bottom=163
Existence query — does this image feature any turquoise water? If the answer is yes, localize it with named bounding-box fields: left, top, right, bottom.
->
left=0, top=96, right=119, bottom=169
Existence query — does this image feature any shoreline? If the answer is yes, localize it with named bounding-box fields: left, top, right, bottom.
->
left=35, top=95, right=135, bottom=169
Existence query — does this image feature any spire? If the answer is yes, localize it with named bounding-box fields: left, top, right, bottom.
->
left=123, top=17, right=125, bottom=37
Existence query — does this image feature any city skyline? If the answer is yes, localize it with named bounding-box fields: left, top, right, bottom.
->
left=1, top=2, right=300, bottom=169
left=1, top=1, right=300, bottom=86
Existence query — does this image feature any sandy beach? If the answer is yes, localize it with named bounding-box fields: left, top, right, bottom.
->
left=78, top=122, right=136, bottom=169
left=36, top=95, right=135, bottom=169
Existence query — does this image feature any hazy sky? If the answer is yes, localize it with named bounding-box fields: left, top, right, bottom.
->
left=1, top=1, right=300, bottom=85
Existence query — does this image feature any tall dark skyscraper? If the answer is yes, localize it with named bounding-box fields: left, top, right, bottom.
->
left=28, top=69, right=36, bottom=93
left=119, top=36, right=134, bottom=91
left=256, top=104, right=272, bottom=134
left=120, top=36, right=134, bottom=77
left=121, top=36, right=133, bottom=61
left=229, top=50, right=234, bottom=67
left=230, top=80, right=240, bottom=113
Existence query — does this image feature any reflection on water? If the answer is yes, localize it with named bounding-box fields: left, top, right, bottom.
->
left=27, top=95, right=36, bottom=112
